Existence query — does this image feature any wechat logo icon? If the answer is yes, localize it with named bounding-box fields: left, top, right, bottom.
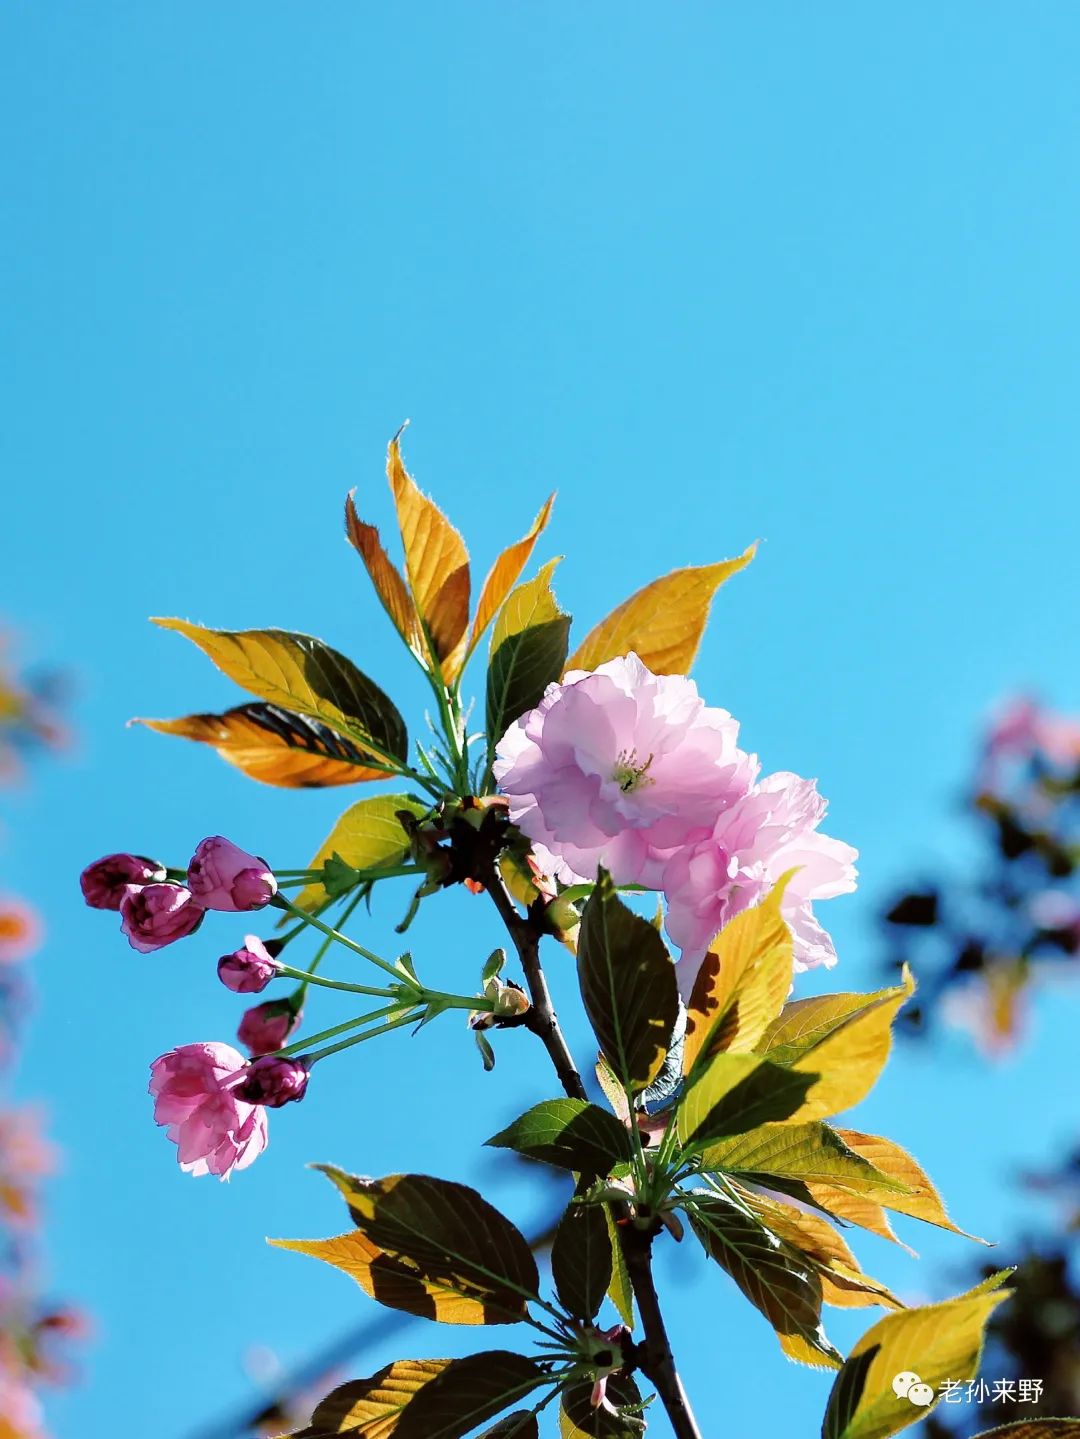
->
left=893, top=1372, right=935, bottom=1407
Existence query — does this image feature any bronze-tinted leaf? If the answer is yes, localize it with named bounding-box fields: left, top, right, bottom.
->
left=387, top=434, right=471, bottom=677
left=566, top=546, right=756, bottom=676
left=291, top=1359, right=448, bottom=1438
left=151, top=620, right=408, bottom=772
left=345, top=490, right=424, bottom=656
left=133, top=702, right=386, bottom=787
left=468, top=494, right=556, bottom=659
left=577, top=871, right=679, bottom=1093
left=834, top=1129, right=986, bottom=1241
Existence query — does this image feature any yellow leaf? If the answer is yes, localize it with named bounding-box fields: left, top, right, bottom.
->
left=565, top=545, right=756, bottom=675
left=270, top=1232, right=501, bottom=1325
left=467, top=495, right=556, bottom=661
left=683, top=878, right=795, bottom=1076
left=834, top=1129, right=987, bottom=1242
left=387, top=434, right=471, bottom=678
left=290, top=1359, right=449, bottom=1438
left=770, top=969, right=916, bottom=1123
left=345, top=491, right=424, bottom=656
left=151, top=620, right=408, bottom=772
left=603, top=1207, right=634, bottom=1327
left=490, top=558, right=564, bottom=653
left=133, top=703, right=386, bottom=787
left=822, top=1286, right=1011, bottom=1439
left=294, top=794, right=429, bottom=910
left=802, top=1184, right=912, bottom=1255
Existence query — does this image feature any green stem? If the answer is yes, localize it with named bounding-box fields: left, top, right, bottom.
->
left=277, top=964, right=397, bottom=1000
left=274, top=895, right=404, bottom=983
left=304, top=1009, right=421, bottom=1064
left=275, top=1004, right=407, bottom=1058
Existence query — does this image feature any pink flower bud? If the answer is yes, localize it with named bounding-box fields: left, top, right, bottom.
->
left=120, top=884, right=204, bottom=953
left=149, top=1041, right=268, bottom=1179
left=237, top=998, right=302, bottom=1056
left=80, top=853, right=166, bottom=910
left=187, top=836, right=277, bottom=912
left=217, top=935, right=280, bottom=993
left=237, top=1055, right=310, bottom=1107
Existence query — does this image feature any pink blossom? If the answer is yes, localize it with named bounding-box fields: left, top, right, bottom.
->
left=981, top=696, right=1080, bottom=785
left=187, top=836, right=277, bottom=912
left=79, top=853, right=166, bottom=910
left=217, top=935, right=280, bottom=993
left=0, top=1370, right=46, bottom=1439
left=663, top=771, right=858, bottom=991
left=148, top=1042, right=268, bottom=1178
left=237, top=999, right=302, bottom=1056
left=237, top=1055, right=310, bottom=1107
left=0, top=897, right=42, bottom=965
left=119, top=883, right=205, bottom=953
left=493, top=654, right=757, bottom=887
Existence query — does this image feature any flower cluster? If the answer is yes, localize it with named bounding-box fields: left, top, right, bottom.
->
left=495, top=653, right=858, bottom=986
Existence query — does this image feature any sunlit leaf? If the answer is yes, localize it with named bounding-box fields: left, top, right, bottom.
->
left=687, top=1190, right=840, bottom=1368
left=270, top=1231, right=502, bottom=1325
left=486, top=1099, right=633, bottom=1174
left=970, top=1424, right=1080, bottom=1438
left=677, top=1052, right=817, bottom=1148
left=802, top=1185, right=910, bottom=1254
left=152, top=620, right=408, bottom=772
left=133, top=701, right=388, bottom=787
left=467, top=494, right=556, bottom=660
left=603, top=1207, right=634, bottom=1328
left=759, top=969, right=916, bottom=1123
left=486, top=560, right=571, bottom=753
left=387, top=434, right=471, bottom=678
left=551, top=1202, right=612, bottom=1322
left=559, top=1374, right=645, bottom=1437
left=698, top=1123, right=912, bottom=1201
left=820, top=1285, right=1011, bottom=1439
left=683, top=878, right=795, bottom=1077
left=833, top=1129, right=987, bottom=1242
left=565, top=546, right=756, bottom=676
left=345, top=490, right=424, bottom=657
left=294, top=794, right=429, bottom=910
left=316, top=1168, right=540, bottom=1323
left=291, top=1359, right=448, bottom=1438
left=577, top=871, right=680, bottom=1093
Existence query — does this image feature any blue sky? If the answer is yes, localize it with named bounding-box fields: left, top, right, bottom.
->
left=3, top=4, right=1080, bottom=1436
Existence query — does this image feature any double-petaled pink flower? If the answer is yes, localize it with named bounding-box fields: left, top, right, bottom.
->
left=663, top=770, right=858, bottom=989
left=187, top=836, right=277, bottom=912
left=149, top=1042, right=269, bottom=1179
left=80, top=853, right=166, bottom=910
left=120, top=883, right=205, bottom=953
left=493, top=654, right=757, bottom=888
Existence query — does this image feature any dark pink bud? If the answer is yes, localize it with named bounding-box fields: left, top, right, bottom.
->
left=217, top=935, right=280, bottom=994
left=236, top=1055, right=310, bottom=1107
left=237, top=999, right=302, bottom=1056
left=80, top=853, right=166, bottom=910
left=187, top=836, right=277, bottom=913
left=120, top=884, right=204, bottom=953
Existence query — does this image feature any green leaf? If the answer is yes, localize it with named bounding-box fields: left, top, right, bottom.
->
left=392, top=1352, right=547, bottom=1439
left=551, top=1203, right=612, bottom=1321
left=559, top=1375, right=646, bottom=1437
left=603, top=1207, right=634, bottom=1328
left=294, top=794, right=429, bottom=910
left=152, top=620, right=408, bottom=771
left=971, top=1425, right=1080, bottom=1438
left=683, top=878, right=795, bottom=1077
left=486, top=1100, right=633, bottom=1174
left=577, top=870, right=680, bottom=1093
left=486, top=560, right=571, bottom=751
left=687, top=1191, right=840, bottom=1368
left=698, top=1123, right=913, bottom=1200
left=820, top=1285, right=1012, bottom=1439
left=315, top=1168, right=540, bottom=1324
left=677, top=1053, right=818, bottom=1148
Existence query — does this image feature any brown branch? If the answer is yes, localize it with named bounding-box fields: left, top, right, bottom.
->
left=481, top=860, right=704, bottom=1439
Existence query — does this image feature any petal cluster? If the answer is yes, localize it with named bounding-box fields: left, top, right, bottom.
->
left=495, top=655, right=857, bottom=988
left=148, top=1042, right=268, bottom=1179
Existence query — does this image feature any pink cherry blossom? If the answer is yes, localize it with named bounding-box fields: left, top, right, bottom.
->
left=663, top=770, right=858, bottom=991
left=148, top=1042, right=268, bottom=1179
left=237, top=1055, right=310, bottom=1107
left=237, top=999, right=302, bottom=1056
left=187, top=836, right=277, bottom=912
left=217, top=935, right=280, bottom=993
left=79, top=852, right=166, bottom=910
left=119, top=883, right=205, bottom=953
left=493, top=653, right=757, bottom=887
